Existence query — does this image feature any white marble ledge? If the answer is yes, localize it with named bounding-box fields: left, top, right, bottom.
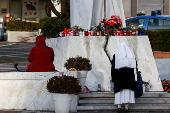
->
left=0, top=71, right=81, bottom=80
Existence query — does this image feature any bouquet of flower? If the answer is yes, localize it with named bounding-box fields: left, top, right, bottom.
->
left=71, top=25, right=84, bottom=32
left=137, top=24, right=145, bottom=32
left=98, top=15, right=122, bottom=36
left=71, top=25, right=79, bottom=32
left=129, top=23, right=136, bottom=30
left=142, top=80, right=150, bottom=85
left=161, top=79, right=170, bottom=92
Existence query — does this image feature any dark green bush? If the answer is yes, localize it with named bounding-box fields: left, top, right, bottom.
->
left=157, top=30, right=170, bottom=52
left=47, top=75, right=81, bottom=94
left=38, top=17, right=51, bottom=28
left=41, top=13, right=70, bottom=38
left=7, top=20, right=40, bottom=31
left=145, top=30, right=170, bottom=52
left=145, top=30, right=159, bottom=51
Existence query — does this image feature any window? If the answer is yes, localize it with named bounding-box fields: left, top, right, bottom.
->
left=126, top=18, right=145, bottom=29
left=148, top=18, right=170, bottom=30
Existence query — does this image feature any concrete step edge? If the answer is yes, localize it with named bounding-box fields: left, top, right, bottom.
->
left=77, top=104, right=170, bottom=110
left=80, top=92, right=170, bottom=98
left=79, top=97, right=170, bottom=104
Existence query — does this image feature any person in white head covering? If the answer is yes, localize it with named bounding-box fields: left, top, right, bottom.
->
left=111, top=42, right=136, bottom=113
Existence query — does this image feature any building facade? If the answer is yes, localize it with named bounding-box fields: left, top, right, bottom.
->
left=123, top=0, right=170, bottom=18
left=0, top=0, right=48, bottom=24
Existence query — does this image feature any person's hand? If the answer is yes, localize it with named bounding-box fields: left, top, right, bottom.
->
left=4, top=26, right=7, bottom=29
left=112, top=82, right=114, bottom=83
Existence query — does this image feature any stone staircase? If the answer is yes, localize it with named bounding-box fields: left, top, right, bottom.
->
left=77, top=92, right=170, bottom=112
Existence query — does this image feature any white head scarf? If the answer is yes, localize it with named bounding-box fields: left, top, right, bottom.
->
left=115, top=42, right=136, bottom=69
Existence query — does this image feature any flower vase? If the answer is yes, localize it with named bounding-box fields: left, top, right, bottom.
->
left=145, top=84, right=151, bottom=92
left=138, top=31, right=145, bottom=36
left=79, top=71, right=88, bottom=92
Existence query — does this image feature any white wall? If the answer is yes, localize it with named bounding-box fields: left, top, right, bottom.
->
left=138, top=0, right=162, bottom=15
left=122, top=0, right=131, bottom=18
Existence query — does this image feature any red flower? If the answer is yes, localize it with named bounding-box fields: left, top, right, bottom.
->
left=63, top=28, right=68, bottom=33
left=67, top=28, right=71, bottom=32
left=108, top=30, right=111, bottom=33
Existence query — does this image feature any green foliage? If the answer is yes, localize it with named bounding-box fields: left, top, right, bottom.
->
left=64, top=56, right=92, bottom=71
left=41, top=13, right=70, bottom=38
left=137, top=27, right=145, bottom=32
left=7, top=20, right=40, bottom=31
left=39, top=17, right=51, bottom=28
left=142, top=80, right=150, bottom=85
left=157, top=30, right=170, bottom=52
left=145, top=30, right=159, bottom=51
left=46, top=75, right=81, bottom=94
left=145, top=30, right=170, bottom=52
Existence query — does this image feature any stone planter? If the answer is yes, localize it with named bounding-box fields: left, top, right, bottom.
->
left=7, top=31, right=39, bottom=42
left=153, top=51, right=170, bottom=59
left=79, top=71, right=88, bottom=92
left=143, top=84, right=145, bottom=93
left=51, top=93, right=74, bottom=113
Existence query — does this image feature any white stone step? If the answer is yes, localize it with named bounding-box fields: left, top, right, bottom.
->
left=78, top=92, right=170, bottom=111
left=79, top=92, right=170, bottom=98
left=79, top=98, right=170, bottom=104
left=77, top=104, right=170, bottom=110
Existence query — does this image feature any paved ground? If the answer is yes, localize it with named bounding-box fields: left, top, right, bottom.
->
left=0, top=110, right=170, bottom=113
left=0, top=41, right=35, bottom=72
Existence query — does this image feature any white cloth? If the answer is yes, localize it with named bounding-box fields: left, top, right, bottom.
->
left=114, top=89, right=135, bottom=105
left=70, top=0, right=126, bottom=30
left=115, top=42, right=136, bottom=69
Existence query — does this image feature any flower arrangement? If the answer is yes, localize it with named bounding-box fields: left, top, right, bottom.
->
left=162, top=79, right=170, bottom=92
left=64, top=56, right=92, bottom=71
left=142, top=80, right=150, bottom=85
left=98, top=15, right=122, bottom=36
left=137, top=24, right=145, bottom=32
left=46, top=75, right=81, bottom=94
left=129, top=23, right=136, bottom=30
left=71, top=25, right=84, bottom=32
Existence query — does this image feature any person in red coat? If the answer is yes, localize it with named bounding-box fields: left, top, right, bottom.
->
left=26, top=36, right=57, bottom=72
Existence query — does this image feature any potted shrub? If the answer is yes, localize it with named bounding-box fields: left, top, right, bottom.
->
left=64, top=56, right=92, bottom=91
left=47, top=75, right=81, bottom=113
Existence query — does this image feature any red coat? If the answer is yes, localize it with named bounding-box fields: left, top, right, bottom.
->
left=26, top=36, right=56, bottom=72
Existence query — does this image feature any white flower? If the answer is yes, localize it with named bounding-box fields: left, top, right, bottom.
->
left=138, top=24, right=143, bottom=28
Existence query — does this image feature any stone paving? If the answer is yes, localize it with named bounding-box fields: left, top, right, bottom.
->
left=0, top=41, right=35, bottom=72
left=0, top=110, right=170, bottom=113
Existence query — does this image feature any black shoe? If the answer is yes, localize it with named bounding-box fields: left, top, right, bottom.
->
left=0, top=37, right=4, bottom=41
left=124, top=108, right=129, bottom=112
left=117, top=108, right=121, bottom=113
